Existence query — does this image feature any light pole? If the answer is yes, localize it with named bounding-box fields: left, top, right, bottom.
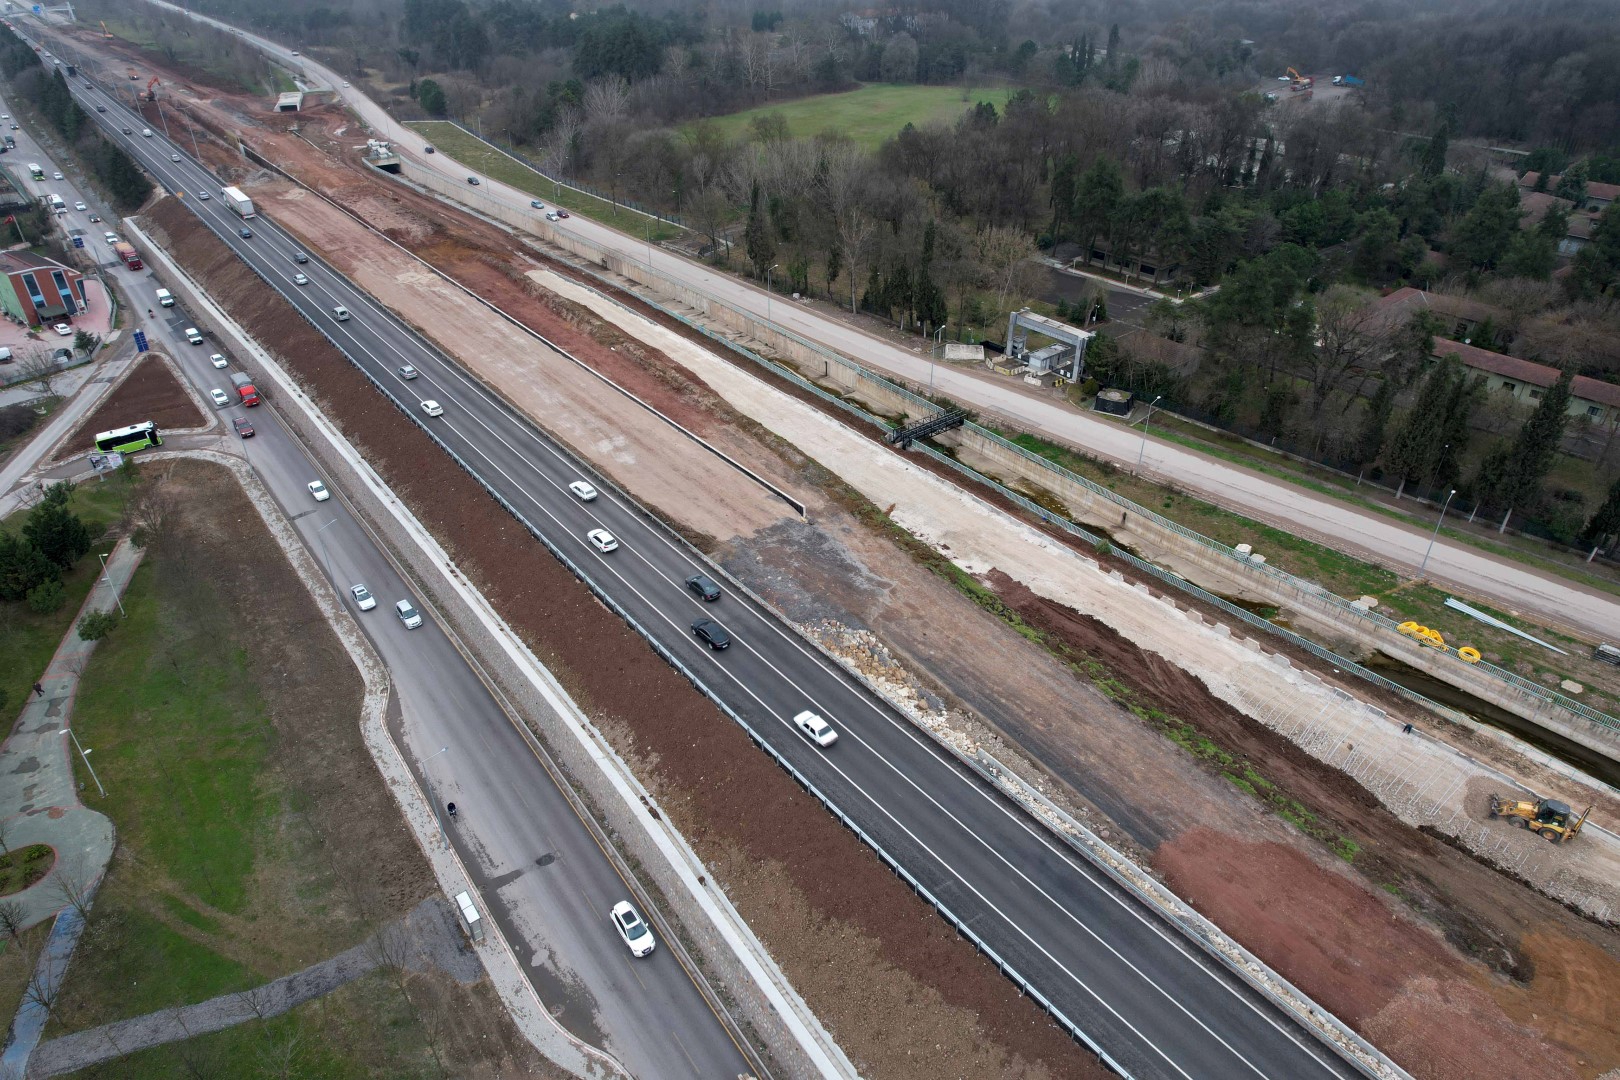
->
left=60, top=728, right=105, bottom=797
left=316, top=517, right=339, bottom=585
left=98, top=552, right=125, bottom=618
left=765, top=263, right=779, bottom=328
left=930, top=325, right=945, bottom=393
left=1419, top=488, right=1456, bottom=577
left=425, top=745, right=450, bottom=845
left=1135, top=394, right=1163, bottom=472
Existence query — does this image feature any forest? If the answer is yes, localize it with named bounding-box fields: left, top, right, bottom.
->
left=79, top=0, right=1620, bottom=547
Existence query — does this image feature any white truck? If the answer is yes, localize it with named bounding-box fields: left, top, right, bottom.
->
left=221, top=185, right=254, bottom=219
left=155, top=288, right=175, bottom=307
left=46, top=193, right=64, bottom=210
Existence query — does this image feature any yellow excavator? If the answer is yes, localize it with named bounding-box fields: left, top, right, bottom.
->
left=1489, top=793, right=1592, bottom=844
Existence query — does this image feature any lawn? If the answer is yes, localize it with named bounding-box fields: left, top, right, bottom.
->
left=405, top=120, right=685, bottom=242
left=694, top=83, right=1018, bottom=149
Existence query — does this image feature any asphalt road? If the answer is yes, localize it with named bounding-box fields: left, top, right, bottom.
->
left=5, top=52, right=752, bottom=1080
left=39, top=28, right=1382, bottom=1078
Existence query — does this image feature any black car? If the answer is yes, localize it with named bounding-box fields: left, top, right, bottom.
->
left=467, top=176, right=480, bottom=185
left=424, top=145, right=435, bottom=154
left=293, top=252, right=309, bottom=264
left=239, top=226, right=252, bottom=238
left=233, top=416, right=255, bottom=438
left=95, top=104, right=105, bottom=112
left=691, top=618, right=730, bottom=650
left=686, top=574, right=721, bottom=602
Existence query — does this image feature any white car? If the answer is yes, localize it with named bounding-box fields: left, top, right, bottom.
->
left=52, top=323, right=71, bottom=336
left=169, top=153, right=180, bottom=162
left=395, top=599, right=423, bottom=629
left=568, top=480, right=597, bottom=501
left=209, top=388, right=229, bottom=407
left=210, top=353, right=228, bottom=369
left=420, top=400, right=443, bottom=417
left=793, top=710, right=838, bottom=747
left=73, top=200, right=85, bottom=211
left=545, top=211, right=560, bottom=221
left=52, top=171, right=62, bottom=180
left=103, top=232, right=118, bottom=244
left=308, top=480, right=330, bottom=501
left=349, top=584, right=377, bottom=611
left=342, top=80, right=350, bottom=87
left=332, top=306, right=350, bottom=321
left=293, top=273, right=309, bottom=286
left=198, top=190, right=210, bottom=200
left=586, top=529, right=618, bottom=553
left=610, top=901, right=655, bottom=957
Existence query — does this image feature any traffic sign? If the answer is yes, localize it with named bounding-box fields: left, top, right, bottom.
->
left=72, top=236, right=84, bottom=248
left=133, top=329, right=148, bottom=353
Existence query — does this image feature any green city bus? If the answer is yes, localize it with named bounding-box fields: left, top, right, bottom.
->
left=93, top=421, right=162, bottom=454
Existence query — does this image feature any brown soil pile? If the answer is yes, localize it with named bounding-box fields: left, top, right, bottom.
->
left=143, top=197, right=1107, bottom=1080
left=988, top=570, right=1620, bottom=1076
left=63, top=353, right=203, bottom=456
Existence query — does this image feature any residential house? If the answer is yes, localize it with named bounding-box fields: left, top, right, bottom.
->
left=1517, top=173, right=1618, bottom=214
left=1438, top=338, right=1620, bottom=427
left=0, top=250, right=85, bottom=327
left=1074, top=240, right=1182, bottom=286
left=1374, top=286, right=1509, bottom=350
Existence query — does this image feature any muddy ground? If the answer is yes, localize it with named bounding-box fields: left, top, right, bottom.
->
left=86, top=40, right=1620, bottom=1078
left=59, top=353, right=204, bottom=457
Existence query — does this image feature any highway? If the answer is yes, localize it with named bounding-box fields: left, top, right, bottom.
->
left=1, top=55, right=753, bottom=1080
left=39, top=31, right=1379, bottom=1079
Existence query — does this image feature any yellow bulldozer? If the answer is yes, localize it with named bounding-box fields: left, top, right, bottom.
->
left=1489, top=793, right=1591, bottom=844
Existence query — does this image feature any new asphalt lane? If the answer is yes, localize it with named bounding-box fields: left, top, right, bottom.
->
left=66, top=65, right=1369, bottom=1079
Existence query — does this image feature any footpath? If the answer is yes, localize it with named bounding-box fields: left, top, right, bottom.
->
left=0, top=538, right=137, bottom=1075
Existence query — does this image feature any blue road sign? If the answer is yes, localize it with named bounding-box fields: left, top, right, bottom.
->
left=72, top=236, right=84, bottom=248
left=133, top=329, right=149, bottom=353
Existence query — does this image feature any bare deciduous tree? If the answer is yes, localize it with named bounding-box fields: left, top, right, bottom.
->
left=975, top=226, right=1039, bottom=316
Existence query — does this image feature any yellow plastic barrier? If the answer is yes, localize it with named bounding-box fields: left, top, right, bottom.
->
left=1458, top=647, right=1482, bottom=663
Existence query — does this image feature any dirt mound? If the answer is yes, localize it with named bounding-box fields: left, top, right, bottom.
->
left=63, top=353, right=203, bottom=456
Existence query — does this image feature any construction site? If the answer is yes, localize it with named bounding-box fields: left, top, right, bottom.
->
left=12, top=19, right=1620, bottom=1080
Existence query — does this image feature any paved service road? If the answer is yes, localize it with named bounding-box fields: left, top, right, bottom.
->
left=56, top=27, right=1375, bottom=1076
left=12, top=51, right=755, bottom=1080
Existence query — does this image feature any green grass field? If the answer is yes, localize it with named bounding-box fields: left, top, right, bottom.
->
left=694, top=83, right=1017, bottom=149
left=405, top=120, right=685, bottom=242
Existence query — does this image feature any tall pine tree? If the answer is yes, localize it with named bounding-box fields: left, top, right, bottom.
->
left=1472, top=366, right=1575, bottom=525
left=744, top=181, right=775, bottom=279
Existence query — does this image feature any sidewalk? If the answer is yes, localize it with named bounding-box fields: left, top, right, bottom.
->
left=0, top=539, right=135, bottom=930
left=0, top=538, right=137, bottom=1076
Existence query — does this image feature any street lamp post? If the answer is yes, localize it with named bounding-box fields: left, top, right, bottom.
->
left=766, top=263, right=779, bottom=329
left=98, top=552, right=125, bottom=618
left=60, top=728, right=105, bottom=797
left=315, top=517, right=339, bottom=585
left=1135, top=394, right=1163, bottom=472
left=1419, top=488, right=1457, bottom=577
left=930, top=325, right=945, bottom=393
left=425, top=745, right=450, bottom=845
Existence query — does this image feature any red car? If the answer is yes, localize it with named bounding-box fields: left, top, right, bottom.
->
left=233, top=417, right=255, bottom=438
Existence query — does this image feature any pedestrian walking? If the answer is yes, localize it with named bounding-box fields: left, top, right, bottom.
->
left=32, top=682, right=45, bottom=697
left=1402, top=723, right=1414, bottom=734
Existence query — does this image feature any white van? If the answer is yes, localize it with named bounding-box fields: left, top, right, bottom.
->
left=155, top=288, right=174, bottom=307
left=184, top=327, right=203, bottom=345
left=141, top=128, right=152, bottom=137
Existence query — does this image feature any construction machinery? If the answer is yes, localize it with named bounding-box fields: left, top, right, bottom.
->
left=145, top=77, right=159, bottom=102
left=1489, top=793, right=1592, bottom=844
left=100, top=20, right=112, bottom=38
